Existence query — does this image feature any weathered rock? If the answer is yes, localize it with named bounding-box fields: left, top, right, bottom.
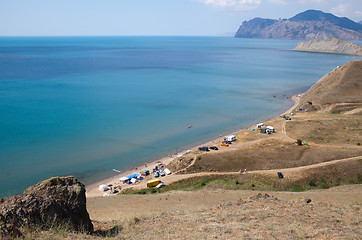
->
left=0, top=176, right=93, bottom=238
left=294, top=38, right=362, bottom=56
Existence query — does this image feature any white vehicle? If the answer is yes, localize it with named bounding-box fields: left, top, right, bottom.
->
left=156, top=182, right=165, bottom=188
left=98, top=184, right=109, bottom=192
left=257, top=123, right=264, bottom=128
left=164, top=168, right=172, bottom=175
left=266, top=126, right=275, bottom=133
left=224, top=135, right=236, bottom=142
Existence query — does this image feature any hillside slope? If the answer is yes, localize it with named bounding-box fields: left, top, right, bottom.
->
left=297, top=60, right=362, bottom=111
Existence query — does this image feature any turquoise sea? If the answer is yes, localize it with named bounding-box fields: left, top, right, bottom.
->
left=0, top=36, right=360, bottom=197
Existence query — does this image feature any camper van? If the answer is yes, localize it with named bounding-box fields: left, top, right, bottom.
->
left=224, top=135, right=236, bottom=142
left=147, top=179, right=164, bottom=188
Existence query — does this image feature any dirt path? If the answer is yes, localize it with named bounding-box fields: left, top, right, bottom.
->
left=87, top=154, right=361, bottom=198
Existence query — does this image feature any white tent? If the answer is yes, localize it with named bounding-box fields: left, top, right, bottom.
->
left=98, top=184, right=109, bottom=192
left=130, top=178, right=137, bottom=184
left=120, top=177, right=129, bottom=181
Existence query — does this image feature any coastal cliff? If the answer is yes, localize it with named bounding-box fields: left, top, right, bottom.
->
left=235, top=10, right=362, bottom=40
left=294, top=38, right=362, bottom=56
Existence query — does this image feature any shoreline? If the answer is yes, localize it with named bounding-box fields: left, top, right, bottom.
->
left=86, top=94, right=301, bottom=198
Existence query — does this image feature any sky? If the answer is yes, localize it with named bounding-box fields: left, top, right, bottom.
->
left=0, top=0, right=361, bottom=36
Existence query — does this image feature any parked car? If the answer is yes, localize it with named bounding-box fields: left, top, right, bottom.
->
left=157, top=163, right=165, bottom=169
left=153, top=169, right=159, bottom=177
left=164, top=168, right=172, bottom=175
left=155, top=182, right=165, bottom=188
left=159, top=169, right=165, bottom=177
left=198, top=146, right=209, bottom=151
left=221, top=142, right=229, bottom=147
left=222, top=140, right=232, bottom=144
left=141, top=169, right=150, bottom=176
left=209, top=146, right=218, bottom=150
left=282, top=115, right=291, bottom=120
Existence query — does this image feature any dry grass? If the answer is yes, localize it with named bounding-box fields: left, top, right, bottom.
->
left=20, top=184, right=362, bottom=239
left=181, top=139, right=362, bottom=173
left=286, top=113, right=361, bottom=145
left=114, top=193, right=361, bottom=240
left=297, top=60, right=362, bottom=112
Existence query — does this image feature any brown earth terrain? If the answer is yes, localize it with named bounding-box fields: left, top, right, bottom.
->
left=22, top=185, right=362, bottom=239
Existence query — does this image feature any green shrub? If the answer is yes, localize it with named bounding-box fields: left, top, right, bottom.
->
left=330, top=109, right=340, bottom=114
left=296, top=139, right=303, bottom=146
left=308, top=180, right=316, bottom=187
left=319, top=178, right=329, bottom=189
left=291, top=184, right=304, bottom=192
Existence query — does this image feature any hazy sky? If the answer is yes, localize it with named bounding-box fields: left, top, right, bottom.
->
left=0, top=0, right=361, bottom=36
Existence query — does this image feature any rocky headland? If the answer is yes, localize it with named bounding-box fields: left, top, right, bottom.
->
left=235, top=10, right=362, bottom=40
left=294, top=38, right=362, bottom=56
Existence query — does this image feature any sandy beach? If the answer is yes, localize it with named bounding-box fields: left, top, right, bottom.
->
left=86, top=94, right=302, bottom=198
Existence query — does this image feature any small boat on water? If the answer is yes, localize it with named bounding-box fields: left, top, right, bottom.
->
left=113, top=169, right=121, bottom=173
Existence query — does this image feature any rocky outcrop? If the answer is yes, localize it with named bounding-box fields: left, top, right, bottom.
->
left=294, top=38, right=362, bottom=56
left=0, top=176, right=93, bottom=238
left=235, top=10, right=362, bottom=40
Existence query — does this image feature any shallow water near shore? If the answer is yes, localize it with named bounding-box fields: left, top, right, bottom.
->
left=0, top=36, right=360, bottom=197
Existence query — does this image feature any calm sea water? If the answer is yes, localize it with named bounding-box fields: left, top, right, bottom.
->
left=0, top=36, right=360, bottom=197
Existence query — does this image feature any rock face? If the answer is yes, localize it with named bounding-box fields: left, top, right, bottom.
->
left=0, top=176, right=93, bottom=238
left=235, top=10, right=362, bottom=40
left=294, top=38, right=362, bottom=56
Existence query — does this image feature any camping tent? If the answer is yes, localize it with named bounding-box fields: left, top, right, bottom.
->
left=126, top=173, right=138, bottom=179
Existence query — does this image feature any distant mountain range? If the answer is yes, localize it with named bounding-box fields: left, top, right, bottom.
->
left=235, top=10, right=362, bottom=40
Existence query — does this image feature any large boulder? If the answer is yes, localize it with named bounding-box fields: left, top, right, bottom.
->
left=0, top=176, right=93, bottom=238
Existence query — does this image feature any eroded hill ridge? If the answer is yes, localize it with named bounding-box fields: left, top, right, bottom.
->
left=294, top=38, right=362, bottom=56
